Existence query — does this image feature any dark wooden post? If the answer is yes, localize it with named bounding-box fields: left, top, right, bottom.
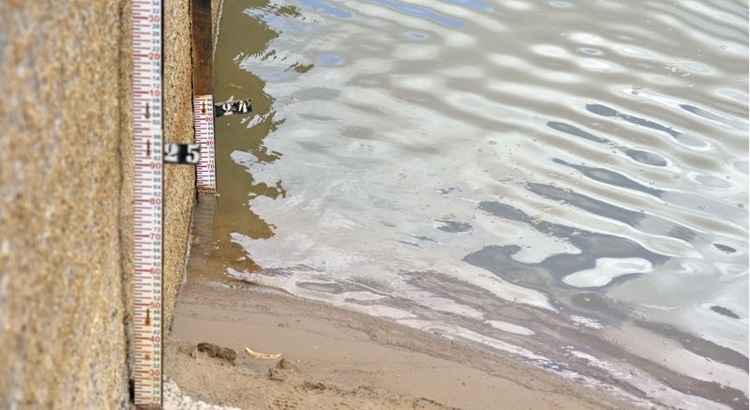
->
left=191, top=0, right=213, bottom=96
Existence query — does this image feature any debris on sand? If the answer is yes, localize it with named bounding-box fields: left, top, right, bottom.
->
left=245, top=346, right=282, bottom=360
left=268, top=358, right=297, bottom=382
left=276, top=358, right=295, bottom=370
left=177, top=344, right=197, bottom=358
left=197, top=342, right=237, bottom=365
left=163, top=379, right=240, bottom=410
left=301, top=381, right=327, bottom=391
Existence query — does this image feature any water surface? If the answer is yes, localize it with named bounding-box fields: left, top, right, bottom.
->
left=206, top=1, right=749, bottom=408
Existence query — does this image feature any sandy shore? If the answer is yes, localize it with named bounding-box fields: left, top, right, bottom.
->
left=164, top=277, right=630, bottom=410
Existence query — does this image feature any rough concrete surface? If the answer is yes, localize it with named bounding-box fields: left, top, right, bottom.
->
left=0, top=0, right=196, bottom=408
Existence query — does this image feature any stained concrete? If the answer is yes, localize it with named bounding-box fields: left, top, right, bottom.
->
left=0, top=0, right=196, bottom=407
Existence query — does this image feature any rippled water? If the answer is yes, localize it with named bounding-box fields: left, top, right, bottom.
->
left=206, top=1, right=749, bottom=408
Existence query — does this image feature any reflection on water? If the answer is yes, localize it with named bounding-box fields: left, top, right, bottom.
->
left=202, top=0, right=749, bottom=408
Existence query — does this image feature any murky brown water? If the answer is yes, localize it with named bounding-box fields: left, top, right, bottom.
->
left=199, top=1, right=749, bottom=408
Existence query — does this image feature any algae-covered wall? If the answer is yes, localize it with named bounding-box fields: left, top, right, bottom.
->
left=0, top=0, right=196, bottom=407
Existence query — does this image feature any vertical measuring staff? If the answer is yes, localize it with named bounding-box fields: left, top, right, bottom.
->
left=194, top=95, right=216, bottom=192
left=132, top=0, right=163, bottom=407
left=192, top=0, right=216, bottom=193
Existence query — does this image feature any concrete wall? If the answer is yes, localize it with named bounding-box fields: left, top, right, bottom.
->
left=0, top=0, right=196, bottom=407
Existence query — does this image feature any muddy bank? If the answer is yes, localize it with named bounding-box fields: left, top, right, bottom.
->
left=166, top=277, right=631, bottom=410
